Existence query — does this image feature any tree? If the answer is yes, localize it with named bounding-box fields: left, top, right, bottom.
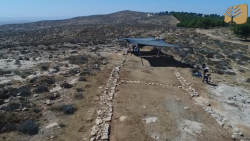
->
left=200, top=18, right=212, bottom=29
left=231, top=24, right=250, bottom=40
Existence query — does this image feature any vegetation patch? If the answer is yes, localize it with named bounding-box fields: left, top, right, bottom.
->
left=17, top=120, right=39, bottom=135
left=33, top=85, right=49, bottom=93
left=48, top=104, right=76, bottom=115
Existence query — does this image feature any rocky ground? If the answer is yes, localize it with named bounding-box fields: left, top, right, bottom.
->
left=0, top=13, right=250, bottom=140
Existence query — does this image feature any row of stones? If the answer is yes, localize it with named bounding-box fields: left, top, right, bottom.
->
left=172, top=69, right=248, bottom=140
left=89, top=55, right=126, bottom=141
left=120, top=80, right=178, bottom=88
left=203, top=106, right=247, bottom=140
left=173, top=69, right=199, bottom=97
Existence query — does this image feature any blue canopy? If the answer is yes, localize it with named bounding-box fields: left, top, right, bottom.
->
left=118, top=37, right=196, bottom=66
left=118, top=37, right=181, bottom=47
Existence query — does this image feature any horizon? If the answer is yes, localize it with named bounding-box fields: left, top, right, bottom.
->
left=0, top=0, right=250, bottom=23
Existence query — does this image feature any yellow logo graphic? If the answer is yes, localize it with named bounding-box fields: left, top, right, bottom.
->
left=224, top=4, right=248, bottom=25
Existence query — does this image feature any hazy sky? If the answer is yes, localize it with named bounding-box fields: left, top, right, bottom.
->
left=0, top=0, right=250, bottom=20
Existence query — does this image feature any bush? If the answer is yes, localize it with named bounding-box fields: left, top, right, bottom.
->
left=76, top=88, right=83, bottom=92
left=33, top=107, right=41, bottom=113
left=0, top=87, right=19, bottom=99
left=5, top=102, right=20, bottom=112
left=43, top=93, right=57, bottom=100
left=74, top=92, right=83, bottom=99
left=41, top=65, right=49, bottom=71
left=215, top=69, right=225, bottom=75
left=67, top=55, right=88, bottom=65
left=17, top=120, right=39, bottom=135
left=246, top=78, right=250, bottom=83
left=80, top=70, right=92, bottom=76
left=1, top=123, right=17, bottom=133
left=0, top=69, right=12, bottom=76
left=15, top=59, right=21, bottom=65
left=61, top=82, right=73, bottom=89
left=34, top=85, right=49, bottom=93
left=206, top=53, right=215, bottom=58
left=53, top=66, right=60, bottom=72
left=19, top=85, right=31, bottom=97
left=68, top=68, right=80, bottom=75
left=13, top=69, right=34, bottom=78
left=63, top=105, right=75, bottom=114
left=78, top=76, right=87, bottom=81
left=225, top=71, right=236, bottom=75
left=49, top=104, right=76, bottom=115
left=239, top=69, right=246, bottom=73
left=29, top=76, right=38, bottom=83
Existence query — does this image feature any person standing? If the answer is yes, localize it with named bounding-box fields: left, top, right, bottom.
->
left=202, top=66, right=209, bottom=83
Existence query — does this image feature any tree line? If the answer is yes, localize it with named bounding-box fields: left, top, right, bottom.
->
left=230, top=17, right=250, bottom=40
left=151, top=11, right=250, bottom=40
left=150, top=11, right=227, bottom=28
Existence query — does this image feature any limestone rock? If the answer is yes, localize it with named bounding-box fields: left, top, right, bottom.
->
left=46, top=99, right=52, bottom=105
left=46, top=122, right=59, bottom=129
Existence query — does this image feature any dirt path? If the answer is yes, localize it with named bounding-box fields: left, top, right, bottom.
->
left=196, top=29, right=249, bottom=46
left=109, top=54, right=232, bottom=141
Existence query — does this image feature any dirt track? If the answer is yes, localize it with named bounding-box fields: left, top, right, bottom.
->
left=110, top=53, right=232, bottom=141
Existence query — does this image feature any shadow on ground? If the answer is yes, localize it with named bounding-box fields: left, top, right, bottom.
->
left=129, top=50, right=194, bottom=68
left=238, top=39, right=250, bottom=42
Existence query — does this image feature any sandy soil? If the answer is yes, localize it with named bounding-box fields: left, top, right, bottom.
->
left=110, top=54, right=232, bottom=141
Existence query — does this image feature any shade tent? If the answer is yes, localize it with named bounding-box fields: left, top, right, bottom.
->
left=119, top=37, right=180, bottom=47
left=118, top=37, right=195, bottom=66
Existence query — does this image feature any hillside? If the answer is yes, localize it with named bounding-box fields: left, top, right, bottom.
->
left=0, top=10, right=179, bottom=31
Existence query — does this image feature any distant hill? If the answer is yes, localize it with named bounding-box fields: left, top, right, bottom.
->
left=0, top=10, right=179, bottom=31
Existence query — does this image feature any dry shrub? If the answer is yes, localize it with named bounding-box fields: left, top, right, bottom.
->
left=48, top=104, right=76, bottom=114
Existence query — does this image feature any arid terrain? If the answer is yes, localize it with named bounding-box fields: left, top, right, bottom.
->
left=0, top=10, right=250, bottom=141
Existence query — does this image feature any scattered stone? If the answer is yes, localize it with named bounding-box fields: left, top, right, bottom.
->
left=95, top=119, right=102, bottom=125
left=206, top=102, right=211, bottom=106
left=119, top=116, right=126, bottom=121
left=54, top=92, right=59, bottom=98
left=90, top=125, right=99, bottom=136
left=46, top=99, right=52, bottom=105
left=22, top=107, right=28, bottom=111
left=46, top=122, right=59, bottom=129
left=144, top=116, right=158, bottom=123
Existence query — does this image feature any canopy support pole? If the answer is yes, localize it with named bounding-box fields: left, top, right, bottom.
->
left=157, top=48, right=161, bottom=56
left=138, top=46, right=144, bottom=66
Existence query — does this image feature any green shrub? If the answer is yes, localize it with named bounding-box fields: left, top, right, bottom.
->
left=17, top=120, right=39, bottom=135
left=78, top=76, right=87, bottom=81
left=34, top=85, right=49, bottom=93
left=1, top=123, right=17, bottom=132
left=238, top=69, right=246, bottom=73
left=49, top=104, right=76, bottom=115
left=63, top=105, right=75, bottom=114
left=0, top=69, right=12, bottom=76
left=0, top=87, right=19, bottom=99
left=61, top=82, right=73, bottom=89
left=33, top=107, right=41, bottom=113
left=19, top=86, right=31, bottom=97
left=246, top=78, right=250, bottom=83
left=5, top=102, right=20, bottom=112
left=41, top=65, right=49, bottom=71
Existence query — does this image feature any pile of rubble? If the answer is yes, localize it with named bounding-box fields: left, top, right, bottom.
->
left=173, top=69, right=199, bottom=97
